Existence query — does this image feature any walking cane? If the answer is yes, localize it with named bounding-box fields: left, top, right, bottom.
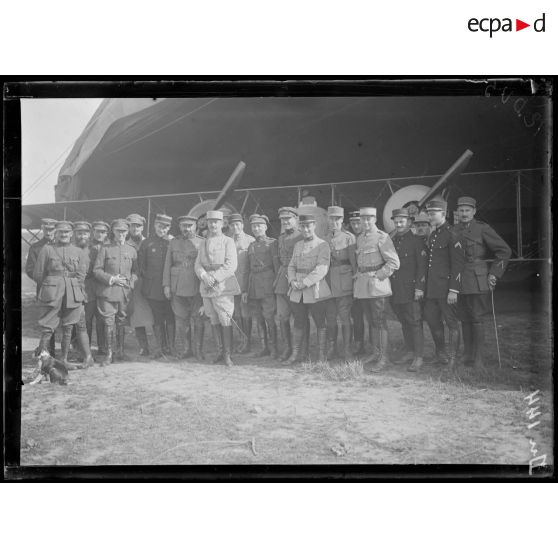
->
left=207, top=281, right=247, bottom=340
left=490, top=287, right=502, bottom=369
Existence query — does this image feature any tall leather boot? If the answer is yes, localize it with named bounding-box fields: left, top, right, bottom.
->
left=223, top=325, right=234, bottom=367
left=96, top=318, right=106, bottom=357
left=299, top=317, right=311, bottom=362
left=340, top=322, right=353, bottom=361
left=278, top=320, right=292, bottom=361
left=430, top=326, right=449, bottom=364
left=116, top=325, right=132, bottom=361
left=183, top=322, right=193, bottom=358
left=68, top=325, right=80, bottom=362
left=99, top=324, right=114, bottom=367
left=317, top=328, right=328, bottom=361
left=174, top=316, right=187, bottom=359
left=462, top=322, right=474, bottom=365
left=161, top=322, right=175, bottom=357
left=135, top=326, right=150, bottom=358
left=266, top=319, right=279, bottom=359
left=114, top=325, right=123, bottom=361
left=48, top=332, right=56, bottom=357
left=193, top=320, right=206, bottom=362
left=86, top=320, right=93, bottom=350
left=352, top=310, right=365, bottom=355
left=61, top=326, right=79, bottom=370
left=472, top=323, right=486, bottom=372
left=211, top=324, right=224, bottom=364
left=362, top=327, right=381, bottom=364
left=447, top=329, right=460, bottom=373
left=76, top=328, right=95, bottom=369
left=408, top=324, right=424, bottom=372
left=369, top=329, right=389, bottom=372
left=393, top=324, right=414, bottom=363
left=326, top=323, right=338, bottom=360
left=255, top=318, right=270, bottom=357
left=151, top=323, right=164, bottom=359
left=239, top=317, right=252, bottom=354
left=284, top=327, right=304, bottom=366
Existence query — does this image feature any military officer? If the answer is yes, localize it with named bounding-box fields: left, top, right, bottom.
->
left=453, top=196, right=511, bottom=370
left=347, top=210, right=370, bottom=355
left=413, top=212, right=431, bottom=239
left=285, top=214, right=332, bottom=364
left=229, top=213, right=255, bottom=353
left=274, top=207, right=304, bottom=361
left=243, top=214, right=280, bottom=358
left=83, top=221, right=110, bottom=359
left=94, top=219, right=139, bottom=366
left=389, top=208, right=428, bottom=372
left=125, top=214, right=154, bottom=358
left=138, top=214, right=175, bottom=358
left=423, top=199, right=466, bottom=373
left=324, top=206, right=357, bottom=360
left=194, top=209, right=241, bottom=367
left=26, top=218, right=57, bottom=285
left=71, top=221, right=95, bottom=366
left=33, top=221, right=92, bottom=369
left=26, top=218, right=57, bottom=356
left=163, top=214, right=205, bottom=360
left=354, top=207, right=400, bottom=372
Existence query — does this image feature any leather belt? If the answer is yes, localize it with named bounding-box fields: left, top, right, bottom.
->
left=296, top=268, right=313, bottom=273
left=331, top=259, right=351, bottom=267
left=203, top=264, right=223, bottom=271
left=358, top=264, right=383, bottom=272
left=48, top=271, right=78, bottom=278
left=251, top=265, right=273, bottom=273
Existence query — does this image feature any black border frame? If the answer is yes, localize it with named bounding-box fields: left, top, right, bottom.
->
left=3, top=77, right=555, bottom=481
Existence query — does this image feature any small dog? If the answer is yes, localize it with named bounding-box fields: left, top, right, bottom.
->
left=29, top=349, right=70, bottom=386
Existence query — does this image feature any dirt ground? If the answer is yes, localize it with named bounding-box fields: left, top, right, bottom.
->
left=18, top=286, right=553, bottom=467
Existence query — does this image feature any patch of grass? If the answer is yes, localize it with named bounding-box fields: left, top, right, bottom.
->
left=300, top=359, right=364, bottom=381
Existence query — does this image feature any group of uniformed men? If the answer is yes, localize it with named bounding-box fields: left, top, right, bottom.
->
left=26, top=195, right=511, bottom=373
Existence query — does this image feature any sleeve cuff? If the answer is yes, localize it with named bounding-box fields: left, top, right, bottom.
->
left=109, top=276, right=115, bottom=286
left=449, top=289, right=459, bottom=294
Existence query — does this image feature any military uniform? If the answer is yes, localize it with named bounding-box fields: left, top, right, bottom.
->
left=286, top=214, right=332, bottom=363
left=390, top=209, right=427, bottom=371
left=453, top=196, right=511, bottom=368
left=26, top=218, right=57, bottom=356
left=245, top=215, right=280, bottom=357
left=194, top=210, right=240, bottom=367
left=163, top=215, right=205, bottom=359
left=83, top=221, right=110, bottom=357
left=229, top=215, right=255, bottom=353
left=125, top=232, right=153, bottom=354
left=33, top=221, right=89, bottom=367
left=70, top=221, right=95, bottom=366
left=26, top=239, right=53, bottom=288
left=347, top=210, right=369, bottom=354
left=138, top=214, right=175, bottom=356
left=324, top=207, right=357, bottom=359
left=94, top=219, right=139, bottom=365
left=423, top=200, right=465, bottom=369
left=354, top=207, right=400, bottom=370
left=274, top=207, right=304, bottom=361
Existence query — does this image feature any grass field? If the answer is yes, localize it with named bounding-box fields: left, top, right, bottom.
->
left=19, top=285, right=553, bottom=467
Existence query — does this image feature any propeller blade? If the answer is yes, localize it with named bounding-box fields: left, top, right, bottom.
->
left=418, top=149, right=474, bottom=208
left=211, top=161, right=247, bottom=211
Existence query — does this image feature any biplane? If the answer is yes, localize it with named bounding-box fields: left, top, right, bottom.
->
left=22, top=96, right=551, bottom=282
